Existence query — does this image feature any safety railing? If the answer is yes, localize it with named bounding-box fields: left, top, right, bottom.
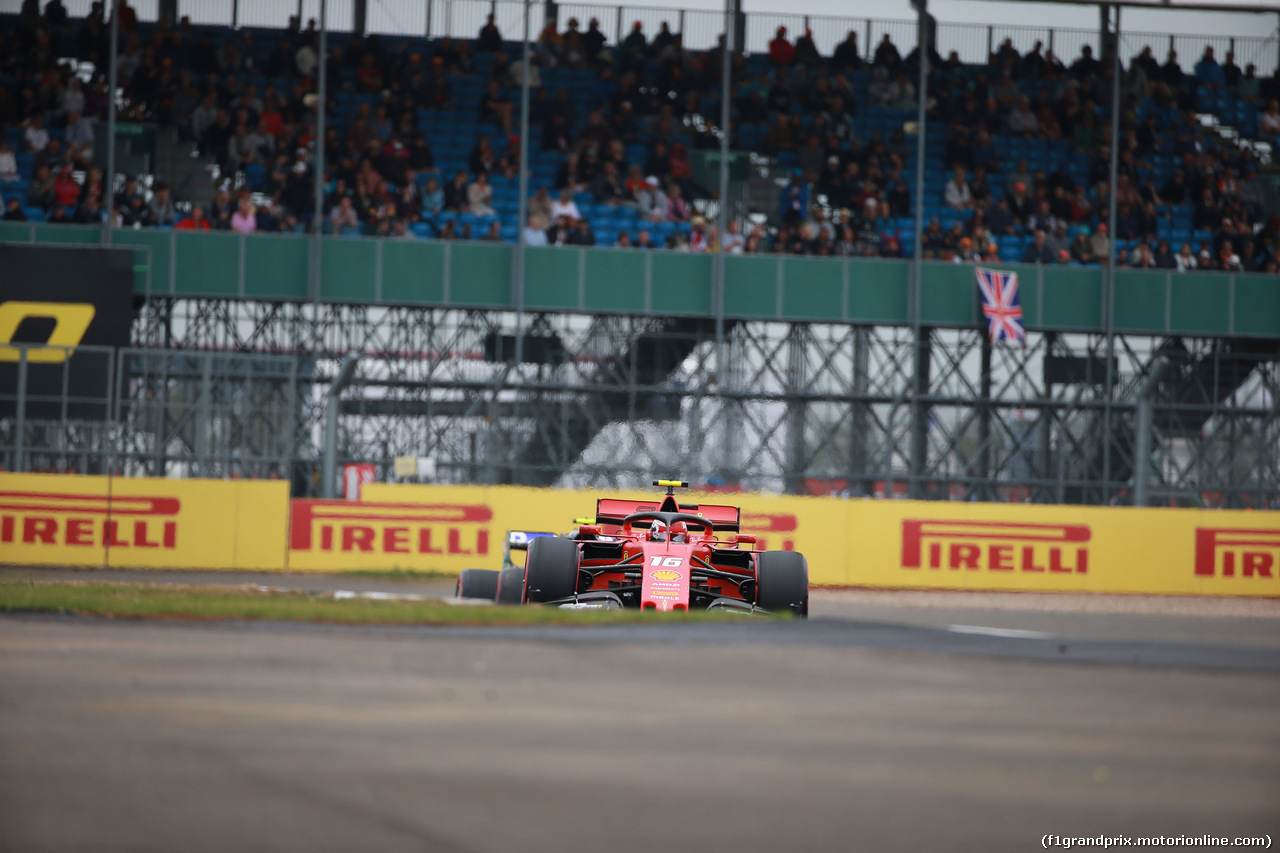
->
left=33, top=0, right=1278, bottom=70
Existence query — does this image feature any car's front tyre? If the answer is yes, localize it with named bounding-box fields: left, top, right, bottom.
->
left=755, top=551, right=809, bottom=618
left=524, top=536, right=580, bottom=603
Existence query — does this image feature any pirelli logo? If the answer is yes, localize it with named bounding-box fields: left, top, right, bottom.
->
left=742, top=512, right=797, bottom=551
left=1194, top=528, right=1279, bottom=579
left=0, top=490, right=179, bottom=549
left=902, top=519, right=1091, bottom=573
left=289, top=500, right=493, bottom=555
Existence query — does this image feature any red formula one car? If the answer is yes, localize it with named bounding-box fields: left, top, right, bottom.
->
left=460, top=480, right=809, bottom=617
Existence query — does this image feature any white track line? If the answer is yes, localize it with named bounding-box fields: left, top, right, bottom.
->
left=947, top=624, right=1054, bottom=640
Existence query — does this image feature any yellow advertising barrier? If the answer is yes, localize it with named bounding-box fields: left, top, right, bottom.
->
left=841, top=499, right=1280, bottom=597
left=2, top=472, right=1276, bottom=596
left=293, top=484, right=1280, bottom=597
left=0, top=473, right=289, bottom=570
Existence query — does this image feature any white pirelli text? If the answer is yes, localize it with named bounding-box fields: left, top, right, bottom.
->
left=1042, top=835, right=1272, bottom=849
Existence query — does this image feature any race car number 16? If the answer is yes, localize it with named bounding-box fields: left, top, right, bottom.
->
left=649, top=556, right=683, bottom=567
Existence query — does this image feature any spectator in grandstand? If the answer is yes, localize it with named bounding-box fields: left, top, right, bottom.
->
left=44, top=0, right=68, bottom=27
left=329, top=196, right=359, bottom=234
left=550, top=187, right=581, bottom=223
left=564, top=216, right=594, bottom=246
left=887, top=72, right=916, bottom=110
left=230, top=196, right=256, bottom=234
left=614, top=231, right=633, bottom=248
left=666, top=184, right=690, bottom=222
left=768, top=27, right=794, bottom=66
left=466, top=171, right=495, bottom=217
left=1219, top=244, right=1243, bottom=272
left=1045, top=220, right=1071, bottom=257
left=545, top=214, right=573, bottom=246
left=944, top=167, right=972, bottom=211
left=833, top=31, right=860, bottom=71
left=65, top=110, right=94, bottom=167
left=868, top=68, right=893, bottom=107
left=479, top=80, right=514, bottom=137
left=1090, top=223, right=1111, bottom=263
left=908, top=219, right=940, bottom=259
left=873, top=33, right=901, bottom=70
left=3, top=195, right=26, bottom=222
left=1130, top=242, right=1156, bottom=269
left=0, top=140, right=16, bottom=185
left=721, top=220, right=745, bottom=254
left=1152, top=239, right=1176, bottom=269
left=1194, top=46, right=1225, bottom=88
left=635, top=177, right=668, bottom=224
left=1008, top=97, right=1039, bottom=137
left=51, top=166, right=79, bottom=210
left=619, top=20, right=647, bottom=68
left=71, top=194, right=104, bottom=224
left=523, top=214, right=549, bottom=246
left=1237, top=64, right=1262, bottom=103
left=952, top=236, right=976, bottom=263
left=477, top=13, right=503, bottom=52
left=590, top=161, right=629, bottom=207
left=1068, top=228, right=1093, bottom=265
left=23, top=116, right=49, bottom=153
left=1260, top=100, right=1280, bottom=154
left=794, top=29, right=822, bottom=69
left=443, top=171, right=469, bottom=212
left=26, top=166, right=54, bottom=211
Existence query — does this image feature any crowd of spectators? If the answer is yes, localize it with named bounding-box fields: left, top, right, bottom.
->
left=2, top=0, right=1279, bottom=272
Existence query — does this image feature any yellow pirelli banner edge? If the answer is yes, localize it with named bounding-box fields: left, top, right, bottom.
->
left=1, top=474, right=1276, bottom=596
left=0, top=472, right=288, bottom=571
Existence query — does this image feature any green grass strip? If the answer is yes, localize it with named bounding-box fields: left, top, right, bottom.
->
left=0, top=580, right=741, bottom=626
left=331, top=568, right=459, bottom=581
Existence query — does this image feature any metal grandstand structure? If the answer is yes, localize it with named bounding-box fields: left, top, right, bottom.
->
left=4, top=299, right=1277, bottom=508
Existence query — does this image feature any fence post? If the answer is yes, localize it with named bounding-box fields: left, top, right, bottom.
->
left=986, top=25, right=993, bottom=61
left=615, top=6, right=622, bottom=45
left=679, top=9, right=685, bottom=37
left=426, top=0, right=432, bottom=37
left=197, top=352, right=212, bottom=477
left=1133, top=360, right=1167, bottom=508
left=14, top=347, right=27, bottom=473
left=322, top=353, right=360, bottom=499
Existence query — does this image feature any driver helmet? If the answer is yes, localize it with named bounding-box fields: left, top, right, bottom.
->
left=668, top=521, right=689, bottom=543
left=648, top=520, right=667, bottom=542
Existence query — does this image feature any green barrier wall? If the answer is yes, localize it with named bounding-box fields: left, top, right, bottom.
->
left=1, top=224, right=1277, bottom=338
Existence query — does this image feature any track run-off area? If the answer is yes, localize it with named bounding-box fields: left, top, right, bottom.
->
left=1, top=566, right=1277, bottom=852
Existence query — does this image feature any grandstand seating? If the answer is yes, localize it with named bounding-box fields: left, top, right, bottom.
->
left=0, top=8, right=1276, bottom=272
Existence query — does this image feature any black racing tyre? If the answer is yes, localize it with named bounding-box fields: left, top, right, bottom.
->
left=495, top=567, right=526, bottom=604
left=524, top=536, right=580, bottom=603
left=456, top=568, right=500, bottom=600
left=755, top=551, right=809, bottom=618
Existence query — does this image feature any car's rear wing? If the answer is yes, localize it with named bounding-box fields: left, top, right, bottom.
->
left=595, top=498, right=740, bottom=532
left=506, top=530, right=558, bottom=552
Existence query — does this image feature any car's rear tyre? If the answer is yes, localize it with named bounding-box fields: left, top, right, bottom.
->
left=524, top=536, right=580, bottom=603
left=755, top=551, right=809, bottom=618
left=456, top=568, right=500, bottom=600
left=495, top=567, right=526, bottom=604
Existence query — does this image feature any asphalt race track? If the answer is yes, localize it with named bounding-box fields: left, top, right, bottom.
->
left=1, top=570, right=1278, bottom=852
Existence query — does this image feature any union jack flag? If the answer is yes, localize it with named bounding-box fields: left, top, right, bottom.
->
left=976, top=267, right=1025, bottom=344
